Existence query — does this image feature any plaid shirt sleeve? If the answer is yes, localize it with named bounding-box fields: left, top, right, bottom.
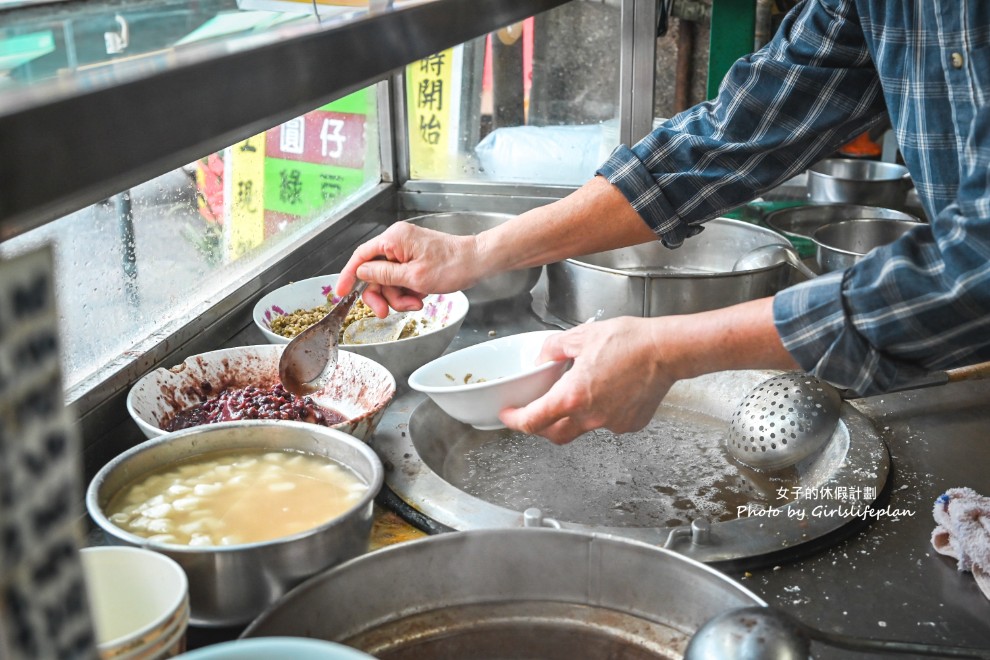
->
left=600, top=0, right=990, bottom=395
left=597, top=0, right=887, bottom=248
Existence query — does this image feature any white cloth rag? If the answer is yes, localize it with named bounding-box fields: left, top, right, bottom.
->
left=932, top=487, right=990, bottom=600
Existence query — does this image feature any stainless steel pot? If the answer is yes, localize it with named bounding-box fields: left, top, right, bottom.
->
left=545, top=217, right=793, bottom=325
left=86, top=421, right=383, bottom=627
left=813, top=218, right=919, bottom=273
left=243, top=528, right=766, bottom=658
left=405, top=211, right=543, bottom=304
left=807, top=158, right=913, bottom=207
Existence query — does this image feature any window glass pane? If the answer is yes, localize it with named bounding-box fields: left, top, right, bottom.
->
left=0, top=0, right=373, bottom=94
left=406, top=1, right=621, bottom=185
left=0, top=84, right=382, bottom=392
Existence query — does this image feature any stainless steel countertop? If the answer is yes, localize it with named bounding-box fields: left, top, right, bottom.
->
left=196, top=270, right=990, bottom=656
left=421, top=281, right=990, bottom=658
left=744, top=380, right=990, bottom=658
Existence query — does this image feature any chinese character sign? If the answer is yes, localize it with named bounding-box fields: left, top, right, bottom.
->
left=224, top=132, right=266, bottom=261
left=219, top=87, right=374, bottom=262
left=406, top=47, right=462, bottom=178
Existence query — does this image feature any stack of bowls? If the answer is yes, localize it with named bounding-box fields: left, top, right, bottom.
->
left=764, top=204, right=919, bottom=258
left=81, top=546, right=189, bottom=659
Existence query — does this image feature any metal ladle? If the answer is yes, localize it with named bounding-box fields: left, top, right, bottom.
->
left=684, top=606, right=990, bottom=659
left=278, top=281, right=367, bottom=396
left=727, top=361, right=990, bottom=471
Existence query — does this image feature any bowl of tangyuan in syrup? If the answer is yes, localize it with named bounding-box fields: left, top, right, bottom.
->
left=86, top=420, right=383, bottom=627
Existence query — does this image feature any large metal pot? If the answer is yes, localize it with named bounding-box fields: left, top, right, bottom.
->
left=545, top=217, right=793, bottom=325
left=806, top=158, right=913, bottom=207
left=405, top=211, right=543, bottom=304
left=812, top=218, right=919, bottom=273
left=86, top=421, right=383, bottom=627
left=243, top=529, right=766, bottom=658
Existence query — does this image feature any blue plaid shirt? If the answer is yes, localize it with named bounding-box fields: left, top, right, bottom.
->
left=598, top=0, right=990, bottom=394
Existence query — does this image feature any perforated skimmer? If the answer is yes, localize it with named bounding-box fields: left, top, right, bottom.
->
left=728, top=361, right=990, bottom=471
left=726, top=372, right=842, bottom=471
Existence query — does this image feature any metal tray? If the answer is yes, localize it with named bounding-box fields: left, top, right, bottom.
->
left=373, top=369, right=890, bottom=567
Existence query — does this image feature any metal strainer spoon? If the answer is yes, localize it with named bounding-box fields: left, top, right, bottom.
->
left=726, top=372, right=840, bottom=471
left=727, top=360, right=990, bottom=471
left=684, top=606, right=990, bottom=659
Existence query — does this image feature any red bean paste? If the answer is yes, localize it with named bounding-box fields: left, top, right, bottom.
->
left=164, top=383, right=347, bottom=431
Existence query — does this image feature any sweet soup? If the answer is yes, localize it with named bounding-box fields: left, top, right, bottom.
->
left=164, top=383, right=347, bottom=432
left=106, top=448, right=368, bottom=546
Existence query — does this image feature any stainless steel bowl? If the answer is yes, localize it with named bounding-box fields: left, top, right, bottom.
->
left=86, top=421, right=384, bottom=627
left=545, top=217, right=794, bottom=325
left=765, top=204, right=919, bottom=243
left=405, top=211, right=543, bottom=304
left=813, top=218, right=919, bottom=272
left=806, top=158, right=913, bottom=207
left=243, top=528, right=766, bottom=658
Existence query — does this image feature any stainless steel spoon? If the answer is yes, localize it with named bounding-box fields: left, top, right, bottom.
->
left=726, top=360, right=990, bottom=471
left=278, top=280, right=368, bottom=396
left=341, top=312, right=414, bottom=345
left=684, top=606, right=990, bottom=659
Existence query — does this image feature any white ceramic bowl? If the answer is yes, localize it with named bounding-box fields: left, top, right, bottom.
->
left=80, top=546, right=189, bottom=660
left=126, top=344, right=395, bottom=441
left=253, top=274, right=469, bottom=381
left=176, top=638, right=376, bottom=659
left=408, top=330, right=570, bottom=430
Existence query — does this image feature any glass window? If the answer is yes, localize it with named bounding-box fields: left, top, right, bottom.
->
left=0, top=84, right=383, bottom=393
left=405, top=1, right=621, bottom=186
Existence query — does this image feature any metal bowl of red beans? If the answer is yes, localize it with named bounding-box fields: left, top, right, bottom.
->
left=126, top=344, right=396, bottom=441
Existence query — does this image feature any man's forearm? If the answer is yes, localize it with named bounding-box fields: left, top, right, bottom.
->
left=475, top=176, right=656, bottom=274
left=656, top=297, right=800, bottom=381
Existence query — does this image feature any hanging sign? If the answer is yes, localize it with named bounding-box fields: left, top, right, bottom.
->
left=406, top=47, right=462, bottom=179
left=220, top=87, right=374, bottom=261
left=0, top=247, right=96, bottom=660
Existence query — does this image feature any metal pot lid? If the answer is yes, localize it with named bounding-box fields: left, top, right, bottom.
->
left=373, top=369, right=890, bottom=567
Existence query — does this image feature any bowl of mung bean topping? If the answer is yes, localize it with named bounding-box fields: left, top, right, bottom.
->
left=253, top=274, right=469, bottom=381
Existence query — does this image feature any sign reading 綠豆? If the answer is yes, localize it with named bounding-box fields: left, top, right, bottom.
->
left=0, top=247, right=96, bottom=660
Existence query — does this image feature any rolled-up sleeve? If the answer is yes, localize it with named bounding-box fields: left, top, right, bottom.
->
left=598, top=0, right=887, bottom=247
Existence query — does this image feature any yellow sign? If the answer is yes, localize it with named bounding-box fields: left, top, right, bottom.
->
left=225, top=132, right=266, bottom=261
left=406, top=47, right=460, bottom=179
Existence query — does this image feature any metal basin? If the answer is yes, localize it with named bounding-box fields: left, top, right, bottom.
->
left=764, top=203, right=919, bottom=257
left=243, top=528, right=766, bottom=659
left=807, top=158, right=913, bottom=207
left=405, top=211, right=543, bottom=304
left=813, top=218, right=920, bottom=272
left=544, top=218, right=792, bottom=325
left=373, top=369, right=890, bottom=565
left=86, top=421, right=384, bottom=627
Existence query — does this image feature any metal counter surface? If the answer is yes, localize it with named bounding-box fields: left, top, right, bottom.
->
left=187, top=278, right=990, bottom=657
left=408, top=285, right=990, bottom=658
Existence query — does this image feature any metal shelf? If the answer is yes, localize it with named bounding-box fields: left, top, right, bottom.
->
left=0, top=0, right=570, bottom=239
